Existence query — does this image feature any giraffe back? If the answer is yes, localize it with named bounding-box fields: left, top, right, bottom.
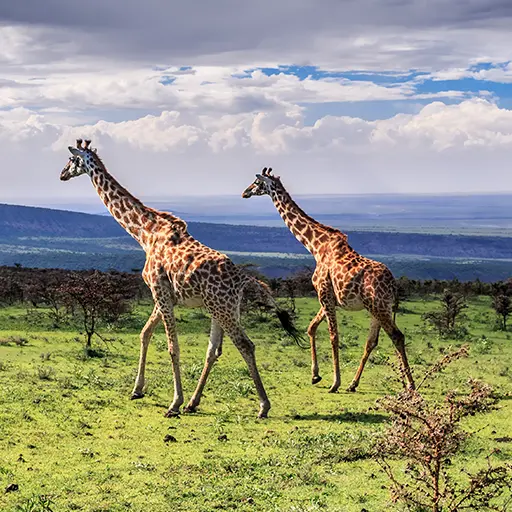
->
left=143, top=221, right=249, bottom=313
left=320, top=233, right=396, bottom=312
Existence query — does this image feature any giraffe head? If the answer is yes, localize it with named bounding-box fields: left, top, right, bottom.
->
left=242, top=167, right=281, bottom=198
left=60, top=139, right=101, bottom=181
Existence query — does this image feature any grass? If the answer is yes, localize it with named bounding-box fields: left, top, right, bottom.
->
left=0, top=297, right=511, bottom=511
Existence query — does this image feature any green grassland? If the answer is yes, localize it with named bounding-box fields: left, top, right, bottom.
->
left=0, top=298, right=511, bottom=512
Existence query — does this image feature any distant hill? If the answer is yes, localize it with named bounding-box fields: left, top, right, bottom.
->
left=0, top=203, right=125, bottom=238
left=0, top=203, right=510, bottom=281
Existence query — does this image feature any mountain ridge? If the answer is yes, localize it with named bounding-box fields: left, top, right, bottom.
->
left=0, top=202, right=510, bottom=281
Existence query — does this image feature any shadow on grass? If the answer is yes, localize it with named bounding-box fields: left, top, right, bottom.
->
left=291, top=411, right=388, bottom=424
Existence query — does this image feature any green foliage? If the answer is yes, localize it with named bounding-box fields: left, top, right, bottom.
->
left=0, top=297, right=511, bottom=511
left=423, top=290, right=469, bottom=338
left=377, top=348, right=512, bottom=512
left=475, top=335, right=495, bottom=354
left=13, top=495, right=54, bottom=512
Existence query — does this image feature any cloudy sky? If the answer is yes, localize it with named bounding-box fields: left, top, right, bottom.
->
left=1, top=0, right=512, bottom=208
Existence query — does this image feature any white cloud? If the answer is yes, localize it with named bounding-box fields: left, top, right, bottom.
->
left=0, top=59, right=471, bottom=121
left=0, top=1, right=511, bottom=202
left=428, top=62, right=512, bottom=84
left=4, top=97, right=512, bottom=154
left=3, top=98, right=510, bottom=157
left=0, top=98, right=510, bottom=202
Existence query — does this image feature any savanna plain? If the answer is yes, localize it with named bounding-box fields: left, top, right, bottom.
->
left=0, top=297, right=511, bottom=511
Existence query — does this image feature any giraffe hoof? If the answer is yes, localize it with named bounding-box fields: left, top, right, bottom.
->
left=328, top=386, right=340, bottom=394
left=257, top=401, right=271, bottom=419
left=164, top=410, right=181, bottom=418
left=346, top=385, right=357, bottom=393
left=312, top=376, right=322, bottom=385
left=183, top=405, right=197, bottom=414
left=130, top=392, right=144, bottom=400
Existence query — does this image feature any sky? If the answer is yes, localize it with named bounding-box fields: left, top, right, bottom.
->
left=1, top=0, right=512, bottom=207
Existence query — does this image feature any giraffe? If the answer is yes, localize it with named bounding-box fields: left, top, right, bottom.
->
left=59, top=140, right=301, bottom=419
left=242, top=168, right=415, bottom=393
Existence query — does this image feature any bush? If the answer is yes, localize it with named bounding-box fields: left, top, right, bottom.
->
left=376, top=346, right=512, bottom=512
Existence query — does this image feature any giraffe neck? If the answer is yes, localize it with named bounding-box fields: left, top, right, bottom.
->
left=88, top=165, right=159, bottom=248
left=270, top=184, right=330, bottom=256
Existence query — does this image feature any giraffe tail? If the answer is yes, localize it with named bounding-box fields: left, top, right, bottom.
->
left=248, top=278, right=308, bottom=349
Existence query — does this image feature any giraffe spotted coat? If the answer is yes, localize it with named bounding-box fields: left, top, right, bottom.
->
left=242, top=168, right=415, bottom=393
left=59, top=140, right=286, bottom=419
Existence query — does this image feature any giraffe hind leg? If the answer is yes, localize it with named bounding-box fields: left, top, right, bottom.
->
left=224, top=320, right=271, bottom=419
left=379, top=314, right=415, bottom=391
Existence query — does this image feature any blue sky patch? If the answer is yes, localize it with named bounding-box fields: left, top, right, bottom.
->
left=159, top=76, right=176, bottom=85
left=301, top=98, right=463, bottom=124
left=248, top=65, right=427, bottom=84
left=163, top=62, right=512, bottom=121
left=415, top=78, right=509, bottom=100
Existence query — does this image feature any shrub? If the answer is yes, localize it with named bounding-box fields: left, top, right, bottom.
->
left=376, top=346, right=512, bottom=512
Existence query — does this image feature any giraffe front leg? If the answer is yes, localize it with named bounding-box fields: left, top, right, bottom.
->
left=184, top=319, right=223, bottom=413
left=149, top=279, right=184, bottom=417
left=162, top=307, right=184, bottom=417
left=307, top=308, right=325, bottom=385
left=319, top=293, right=340, bottom=393
left=131, top=305, right=161, bottom=400
left=347, top=316, right=380, bottom=392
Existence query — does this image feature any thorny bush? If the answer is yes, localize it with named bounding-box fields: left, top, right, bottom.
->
left=376, top=346, right=512, bottom=512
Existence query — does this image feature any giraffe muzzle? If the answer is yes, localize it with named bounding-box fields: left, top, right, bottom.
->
left=60, top=171, right=71, bottom=181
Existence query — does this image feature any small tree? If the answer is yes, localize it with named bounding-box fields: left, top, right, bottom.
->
left=59, top=271, right=138, bottom=350
left=377, top=347, right=512, bottom=512
left=393, top=276, right=412, bottom=321
left=491, top=282, right=512, bottom=331
left=423, top=289, right=467, bottom=337
left=0, top=275, right=24, bottom=305
left=23, top=271, right=68, bottom=327
left=492, top=294, right=511, bottom=331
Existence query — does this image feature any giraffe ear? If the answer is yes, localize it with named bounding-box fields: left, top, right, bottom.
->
left=256, top=174, right=273, bottom=184
left=68, top=146, right=82, bottom=157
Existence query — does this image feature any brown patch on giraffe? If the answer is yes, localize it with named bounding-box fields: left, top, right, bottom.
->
left=302, top=225, right=313, bottom=242
left=317, top=232, right=330, bottom=244
left=170, top=231, right=181, bottom=245
left=294, top=219, right=306, bottom=232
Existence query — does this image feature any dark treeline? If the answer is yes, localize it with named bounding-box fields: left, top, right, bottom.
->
left=1, top=265, right=511, bottom=307
left=1, top=265, right=511, bottom=347
left=1, top=264, right=511, bottom=303
left=265, top=267, right=512, bottom=301
left=0, top=266, right=148, bottom=307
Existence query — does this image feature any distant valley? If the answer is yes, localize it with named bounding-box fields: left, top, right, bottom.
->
left=0, top=202, right=510, bottom=281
